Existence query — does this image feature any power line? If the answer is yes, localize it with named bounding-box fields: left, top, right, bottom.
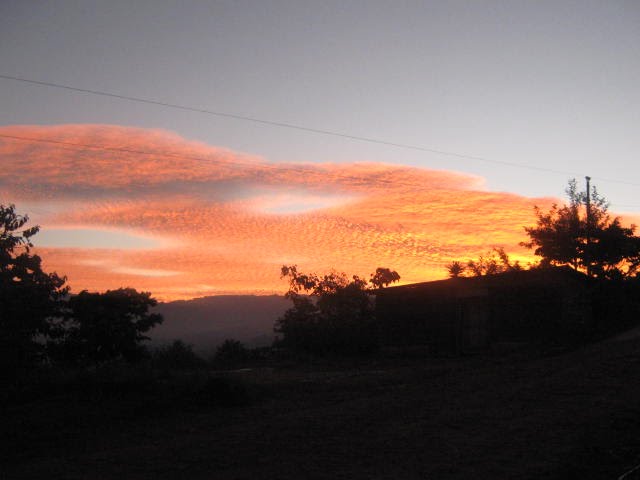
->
left=0, top=133, right=239, bottom=168
left=2, top=74, right=639, bottom=191
left=2, top=132, right=640, bottom=215
left=0, top=73, right=621, bottom=181
left=2, top=131, right=640, bottom=194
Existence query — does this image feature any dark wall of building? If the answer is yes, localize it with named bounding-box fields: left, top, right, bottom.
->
left=376, top=268, right=602, bottom=354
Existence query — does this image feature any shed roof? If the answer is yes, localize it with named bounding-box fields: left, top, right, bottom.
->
left=377, top=267, right=588, bottom=298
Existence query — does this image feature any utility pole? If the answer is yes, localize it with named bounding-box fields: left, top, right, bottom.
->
left=585, top=176, right=591, bottom=277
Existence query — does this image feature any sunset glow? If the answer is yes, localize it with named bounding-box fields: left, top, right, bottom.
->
left=1, top=124, right=572, bottom=300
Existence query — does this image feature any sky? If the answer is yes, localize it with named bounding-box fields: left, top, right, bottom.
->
left=1, top=1, right=639, bottom=300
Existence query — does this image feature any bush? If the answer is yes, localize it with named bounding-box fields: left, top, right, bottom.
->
left=212, top=339, right=249, bottom=366
left=152, top=340, right=206, bottom=371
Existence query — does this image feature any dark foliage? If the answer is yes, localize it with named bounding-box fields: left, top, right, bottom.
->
left=213, top=338, right=249, bottom=366
left=446, top=260, right=466, bottom=278
left=152, top=340, right=206, bottom=370
left=52, top=288, right=163, bottom=366
left=274, top=265, right=399, bottom=355
left=0, top=204, right=68, bottom=374
left=1, top=204, right=167, bottom=372
left=522, top=179, right=640, bottom=279
left=369, top=267, right=401, bottom=289
left=446, top=247, right=522, bottom=278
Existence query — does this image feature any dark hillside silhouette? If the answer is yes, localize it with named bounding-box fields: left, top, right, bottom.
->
left=150, top=295, right=290, bottom=352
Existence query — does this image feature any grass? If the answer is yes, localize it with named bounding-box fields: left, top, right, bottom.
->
left=4, top=335, right=640, bottom=479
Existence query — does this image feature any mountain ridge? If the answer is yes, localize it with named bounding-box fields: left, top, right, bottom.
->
left=149, top=294, right=290, bottom=353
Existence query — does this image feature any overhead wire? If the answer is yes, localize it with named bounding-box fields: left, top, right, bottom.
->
left=1, top=74, right=639, bottom=211
left=1, top=132, right=639, bottom=211
left=2, top=73, right=636, bottom=185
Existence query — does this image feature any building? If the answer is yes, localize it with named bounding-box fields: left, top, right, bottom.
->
left=376, top=267, right=592, bottom=355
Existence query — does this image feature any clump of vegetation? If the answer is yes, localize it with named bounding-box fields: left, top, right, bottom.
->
left=274, top=265, right=400, bottom=355
left=152, top=340, right=206, bottom=371
left=446, top=179, right=640, bottom=281
left=447, top=247, right=521, bottom=278
left=0, top=203, right=163, bottom=377
left=442, top=180, right=640, bottom=344
left=522, top=178, right=640, bottom=279
left=212, top=339, right=249, bottom=367
left=1, top=204, right=69, bottom=375
left=0, top=204, right=270, bottom=419
left=50, top=288, right=163, bottom=367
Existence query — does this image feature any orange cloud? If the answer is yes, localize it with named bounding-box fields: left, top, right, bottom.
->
left=2, top=124, right=554, bottom=300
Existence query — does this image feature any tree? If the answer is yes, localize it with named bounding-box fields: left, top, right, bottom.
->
left=522, top=179, right=640, bottom=279
left=59, top=288, right=163, bottom=365
left=467, top=247, right=521, bottom=276
left=446, top=248, right=521, bottom=277
left=275, top=265, right=400, bottom=354
left=370, top=267, right=401, bottom=289
left=446, top=261, right=465, bottom=278
left=0, top=204, right=68, bottom=372
left=152, top=340, right=205, bottom=370
left=213, top=339, right=248, bottom=366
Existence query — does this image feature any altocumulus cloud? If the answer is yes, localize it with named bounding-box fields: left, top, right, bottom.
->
left=1, top=124, right=550, bottom=300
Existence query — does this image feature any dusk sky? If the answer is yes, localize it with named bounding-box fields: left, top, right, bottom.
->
left=1, top=1, right=639, bottom=300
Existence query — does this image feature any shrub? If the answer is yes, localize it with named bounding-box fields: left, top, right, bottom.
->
left=213, top=339, right=249, bottom=366
left=152, top=340, right=206, bottom=370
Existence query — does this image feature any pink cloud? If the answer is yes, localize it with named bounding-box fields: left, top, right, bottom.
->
left=2, top=124, right=556, bottom=300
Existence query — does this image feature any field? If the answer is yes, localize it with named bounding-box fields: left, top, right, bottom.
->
left=5, top=334, right=640, bottom=479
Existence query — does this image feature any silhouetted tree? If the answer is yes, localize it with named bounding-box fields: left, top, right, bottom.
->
left=58, top=288, right=163, bottom=365
left=275, top=265, right=399, bottom=354
left=468, top=247, right=521, bottom=276
left=370, top=267, right=401, bottom=289
left=0, top=204, right=68, bottom=372
left=447, top=248, right=521, bottom=277
left=522, top=179, right=640, bottom=279
left=213, top=339, right=248, bottom=365
left=446, top=261, right=465, bottom=278
left=152, top=340, right=205, bottom=370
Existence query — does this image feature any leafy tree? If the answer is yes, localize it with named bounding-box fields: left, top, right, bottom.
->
left=370, top=267, right=401, bottom=289
left=58, top=288, right=163, bottom=365
left=275, top=265, right=399, bottom=354
left=0, top=204, right=68, bottom=372
left=522, top=179, right=640, bottom=279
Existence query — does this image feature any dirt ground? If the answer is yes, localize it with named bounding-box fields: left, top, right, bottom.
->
left=5, top=336, right=640, bottom=479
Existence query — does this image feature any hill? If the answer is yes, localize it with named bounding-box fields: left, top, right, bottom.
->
left=149, top=295, right=290, bottom=353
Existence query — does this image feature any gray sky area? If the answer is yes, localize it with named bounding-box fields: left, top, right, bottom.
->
left=1, top=1, right=639, bottom=209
